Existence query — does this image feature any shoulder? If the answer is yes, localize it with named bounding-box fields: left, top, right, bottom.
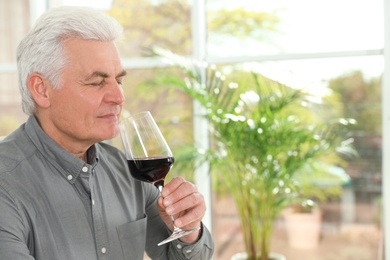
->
left=0, top=124, right=35, bottom=175
left=0, top=129, right=30, bottom=227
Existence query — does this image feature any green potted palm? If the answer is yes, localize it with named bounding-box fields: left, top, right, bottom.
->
left=152, top=48, right=355, bottom=260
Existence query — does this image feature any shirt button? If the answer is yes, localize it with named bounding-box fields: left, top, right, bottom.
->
left=101, top=247, right=106, bottom=254
left=67, top=175, right=73, bottom=181
left=176, top=244, right=182, bottom=249
left=82, top=166, right=88, bottom=172
left=92, top=199, right=95, bottom=205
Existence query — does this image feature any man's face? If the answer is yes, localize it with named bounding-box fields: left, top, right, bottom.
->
left=43, top=38, right=126, bottom=150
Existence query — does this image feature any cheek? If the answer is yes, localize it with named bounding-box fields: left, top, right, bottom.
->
left=64, top=90, right=100, bottom=114
left=50, top=86, right=106, bottom=131
left=52, top=93, right=95, bottom=125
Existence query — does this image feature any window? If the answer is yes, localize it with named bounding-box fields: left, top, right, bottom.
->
left=0, top=1, right=387, bottom=259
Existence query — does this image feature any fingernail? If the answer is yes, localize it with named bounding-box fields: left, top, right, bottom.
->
left=163, top=198, right=171, bottom=206
left=175, top=219, right=182, bottom=227
left=166, top=206, right=173, bottom=215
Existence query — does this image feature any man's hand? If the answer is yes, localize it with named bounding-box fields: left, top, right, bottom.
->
left=157, top=176, right=206, bottom=244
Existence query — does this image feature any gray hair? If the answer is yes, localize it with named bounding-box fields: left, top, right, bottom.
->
left=16, top=6, right=124, bottom=115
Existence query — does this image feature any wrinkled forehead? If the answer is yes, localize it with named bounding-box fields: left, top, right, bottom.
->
left=60, top=38, right=124, bottom=76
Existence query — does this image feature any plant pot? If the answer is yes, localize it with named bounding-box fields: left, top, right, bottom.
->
left=231, top=252, right=286, bottom=260
left=284, top=208, right=322, bottom=249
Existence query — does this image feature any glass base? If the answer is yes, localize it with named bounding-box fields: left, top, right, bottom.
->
left=157, top=226, right=201, bottom=246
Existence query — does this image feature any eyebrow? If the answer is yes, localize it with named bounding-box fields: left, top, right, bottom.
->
left=117, top=69, right=127, bottom=78
left=85, top=69, right=127, bottom=81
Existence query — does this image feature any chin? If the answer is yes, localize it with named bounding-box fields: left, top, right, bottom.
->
left=101, top=126, right=120, bottom=141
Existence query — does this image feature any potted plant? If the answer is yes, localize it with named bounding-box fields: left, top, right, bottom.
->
left=152, top=48, right=355, bottom=260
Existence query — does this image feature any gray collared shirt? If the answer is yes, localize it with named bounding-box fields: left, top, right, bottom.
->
left=0, top=116, right=213, bottom=260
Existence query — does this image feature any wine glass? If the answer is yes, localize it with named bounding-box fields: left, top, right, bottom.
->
left=119, top=111, right=200, bottom=246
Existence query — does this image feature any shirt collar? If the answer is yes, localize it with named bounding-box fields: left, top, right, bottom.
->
left=25, top=116, right=99, bottom=182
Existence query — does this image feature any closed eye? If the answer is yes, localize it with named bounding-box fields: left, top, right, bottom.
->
left=116, top=78, right=124, bottom=86
left=90, top=79, right=105, bottom=87
left=116, top=70, right=127, bottom=86
left=84, top=70, right=126, bottom=87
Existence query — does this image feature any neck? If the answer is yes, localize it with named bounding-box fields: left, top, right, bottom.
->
left=34, top=114, right=92, bottom=163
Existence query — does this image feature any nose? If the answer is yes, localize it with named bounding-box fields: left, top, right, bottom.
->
left=107, top=81, right=125, bottom=105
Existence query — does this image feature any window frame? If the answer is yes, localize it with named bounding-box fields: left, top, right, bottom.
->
left=0, top=0, right=388, bottom=256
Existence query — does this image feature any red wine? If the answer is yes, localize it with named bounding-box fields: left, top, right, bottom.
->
left=127, top=157, right=174, bottom=187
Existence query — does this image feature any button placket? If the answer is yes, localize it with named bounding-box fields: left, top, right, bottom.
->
left=90, top=169, right=95, bottom=206
left=89, top=167, right=108, bottom=258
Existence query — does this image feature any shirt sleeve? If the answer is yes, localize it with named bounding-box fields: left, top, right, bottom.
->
left=0, top=181, right=35, bottom=259
left=168, top=222, right=214, bottom=260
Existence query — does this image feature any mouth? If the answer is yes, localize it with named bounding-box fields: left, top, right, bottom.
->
left=97, top=113, right=120, bottom=121
left=97, top=106, right=122, bottom=122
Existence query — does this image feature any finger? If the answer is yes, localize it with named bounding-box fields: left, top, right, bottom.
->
left=161, top=176, right=189, bottom=197
left=166, top=193, right=206, bottom=228
left=174, top=201, right=206, bottom=229
left=162, top=178, right=197, bottom=206
left=165, top=190, right=203, bottom=214
left=175, top=207, right=204, bottom=229
left=157, top=196, right=177, bottom=231
left=157, top=196, right=165, bottom=212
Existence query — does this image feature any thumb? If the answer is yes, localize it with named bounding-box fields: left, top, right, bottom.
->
left=157, top=196, right=165, bottom=212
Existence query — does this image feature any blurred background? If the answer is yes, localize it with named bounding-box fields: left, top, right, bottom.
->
left=0, top=0, right=386, bottom=259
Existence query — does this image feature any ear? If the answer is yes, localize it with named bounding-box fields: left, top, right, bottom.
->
left=27, top=73, right=51, bottom=109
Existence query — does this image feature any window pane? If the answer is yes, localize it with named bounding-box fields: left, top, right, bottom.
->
left=0, top=73, right=26, bottom=137
left=207, top=0, right=384, bottom=57
left=0, top=0, right=30, bottom=136
left=107, top=0, right=192, bottom=58
left=0, top=0, right=30, bottom=63
left=59, top=0, right=193, bottom=58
